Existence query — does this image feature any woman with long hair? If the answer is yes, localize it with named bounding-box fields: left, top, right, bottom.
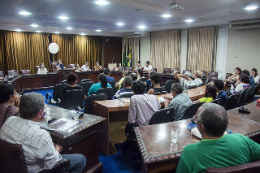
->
left=228, top=67, right=242, bottom=82
left=251, top=68, right=259, bottom=84
left=88, top=73, right=112, bottom=95
left=193, top=84, right=216, bottom=103
left=37, top=62, right=48, bottom=74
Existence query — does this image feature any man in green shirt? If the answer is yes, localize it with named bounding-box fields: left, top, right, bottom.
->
left=176, top=103, right=260, bottom=173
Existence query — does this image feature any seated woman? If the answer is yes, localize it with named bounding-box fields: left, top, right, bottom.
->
left=88, top=73, right=112, bottom=95
left=137, top=68, right=145, bottom=81
left=251, top=68, right=259, bottom=84
left=37, top=62, right=48, bottom=74
left=228, top=67, right=242, bottom=82
left=62, top=73, right=86, bottom=99
left=193, top=70, right=203, bottom=86
left=0, top=84, right=19, bottom=128
left=147, top=73, right=163, bottom=94
left=193, top=84, right=216, bottom=103
left=134, top=61, right=142, bottom=72
left=115, top=71, right=128, bottom=90
left=231, top=73, right=250, bottom=95
left=94, top=62, right=102, bottom=71
left=74, top=63, right=82, bottom=72
left=113, top=62, right=120, bottom=71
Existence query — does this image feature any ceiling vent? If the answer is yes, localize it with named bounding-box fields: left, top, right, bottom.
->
left=230, top=19, right=260, bottom=30
left=124, top=31, right=149, bottom=38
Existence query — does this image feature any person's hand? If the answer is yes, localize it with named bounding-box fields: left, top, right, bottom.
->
left=14, top=94, right=20, bottom=108
left=164, top=95, right=173, bottom=100
left=164, top=100, right=170, bottom=107
left=54, top=143, right=63, bottom=153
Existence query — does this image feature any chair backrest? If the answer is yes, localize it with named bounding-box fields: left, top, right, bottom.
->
left=35, top=66, right=40, bottom=73
left=172, top=68, right=180, bottom=74
left=80, top=81, right=94, bottom=95
left=153, top=68, right=157, bottom=73
left=118, top=92, right=134, bottom=98
left=182, top=102, right=204, bottom=120
left=67, top=64, right=75, bottom=68
left=62, top=89, right=85, bottom=110
left=80, top=79, right=91, bottom=84
left=149, top=108, right=175, bottom=125
left=201, top=70, right=207, bottom=78
left=53, top=83, right=68, bottom=101
left=92, top=67, right=95, bottom=71
left=108, top=81, right=116, bottom=90
left=97, top=88, right=114, bottom=100
left=226, top=73, right=233, bottom=79
left=183, top=70, right=190, bottom=74
left=8, top=70, right=18, bottom=76
left=244, top=85, right=255, bottom=103
left=237, top=88, right=249, bottom=107
left=207, top=159, right=260, bottom=173
left=211, top=98, right=222, bottom=105
left=163, top=68, right=171, bottom=74
left=0, top=138, right=28, bottom=173
left=0, top=71, right=4, bottom=77
left=164, top=80, right=176, bottom=93
left=51, top=61, right=57, bottom=69
left=249, top=84, right=260, bottom=102
left=208, top=72, right=218, bottom=80
left=224, top=94, right=240, bottom=110
left=21, top=69, right=30, bottom=75
left=84, top=93, right=107, bottom=114
left=125, top=67, right=133, bottom=72
left=188, top=85, right=198, bottom=89
left=60, top=79, right=67, bottom=84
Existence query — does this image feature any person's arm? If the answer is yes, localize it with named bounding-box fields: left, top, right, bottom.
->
left=14, top=94, right=20, bottom=108
left=128, top=98, right=137, bottom=124
left=147, top=88, right=155, bottom=95
left=246, top=136, right=260, bottom=161
left=175, top=153, right=190, bottom=173
left=116, top=78, right=124, bottom=88
left=88, top=85, right=95, bottom=95
left=44, top=68, right=48, bottom=74
left=234, top=83, right=243, bottom=94
left=37, top=68, right=40, bottom=74
left=193, top=99, right=200, bottom=103
left=56, top=64, right=59, bottom=69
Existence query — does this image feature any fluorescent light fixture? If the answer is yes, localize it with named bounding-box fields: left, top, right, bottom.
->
left=117, top=22, right=125, bottom=26
left=95, top=0, right=108, bottom=5
left=30, top=24, right=39, bottom=27
left=19, top=11, right=31, bottom=16
left=55, top=32, right=60, bottom=34
left=95, top=29, right=102, bottom=32
left=58, top=16, right=69, bottom=20
left=161, top=14, right=172, bottom=18
left=184, top=19, right=194, bottom=23
left=66, top=27, right=72, bottom=30
left=244, top=5, right=258, bottom=10
left=138, top=25, right=146, bottom=29
left=36, top=31, right=41, bottom=33
left=80, top=33, right=87, bottom=35
left=15, top=29, right=22, bottom=32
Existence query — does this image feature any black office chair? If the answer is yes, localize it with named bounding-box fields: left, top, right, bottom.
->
left=237, top=88, right=249, bottom=107
left=80, top=81, right=94, bottom=96
left=62, top=89, right=85, bottom=110
left=182, top=102, right=204, bottom=120
left=108, top=81, right=116, bottom=93
left=164, top=80, right=176, bottom=93
left=248, top=84, right=260, bottom=102
left=245, top=85, right=256, bottom=103
left=60, top=80, right=67, bottom=84
left=224, top=94, right=240, bottom=110
left=149, top=108, right=175, bottom=125
left=80, top=79, right=90, bottom=84
left=46, top=83, right=68, bottom=106
left=97, top=88, right=114, bottom=100
left=211, top=98, right=222, bottom=105
left=204, top=79, right=210, bottom=85
left=84, top=93, right=107, bottom=114
left=187, top=85, right=198, bottom=89
left=118, top=92, right=134, bottom=98
left=139, top=78, right=147, bottom=83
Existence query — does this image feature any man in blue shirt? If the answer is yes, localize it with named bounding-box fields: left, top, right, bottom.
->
left=113, top=76, right=133, bottom=99
left=243, top=70, right=255, bottom=86
left=56, top=59, right=64, bottom=69
left=104, top=68, right=115, bottom=82
left=214, top=80, right=228, bottom=106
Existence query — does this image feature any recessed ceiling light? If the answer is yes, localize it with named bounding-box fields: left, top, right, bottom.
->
left=58, top=16, right=69, bottom=20
left=161, top=14, right=172, bottom=18
left=95, top=0, right=108, bottom=5
left=95, top=30, right=102, bottom=32
left=244, top=5, right=258, bottom=11
left=15, top=29, right=22, bottom=32
left=138, top=25, right=146, bottom=29
left=55, top=32, right=60, bottom=34
left=31, top=24, right=39, bottom=27
left=80, top=33, right=88, bottom=35
left=19, top=11, right=31, bottom=16
left=36, top=31, right=41, bottom=33
left=67, top=27, right=72, bottom=30
left=184, top=19, right=194, bottom=23
left=117, top=22, right=125, bottom=26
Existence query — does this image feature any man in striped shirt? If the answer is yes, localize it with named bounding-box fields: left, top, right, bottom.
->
left=164, top=83, right=192, bottom=120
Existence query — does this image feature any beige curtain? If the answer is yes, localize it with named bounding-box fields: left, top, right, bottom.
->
left=150, top=30, right=180, bottom=73
left=187, top=27, right=217, bottom=73
left=122, top=37, right=139, bottom=67
left=0, top=31, right=50, bottom=74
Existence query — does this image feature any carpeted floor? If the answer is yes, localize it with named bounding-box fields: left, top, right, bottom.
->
left=25, top=89, right=142, bottom=173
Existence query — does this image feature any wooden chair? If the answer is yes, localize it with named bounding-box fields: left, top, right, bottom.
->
left=208, top=71, right=218, bottom=81
left=21, top=69, right=31, bottom=75
left=226, top=73, right=233, bottom=80
left=67, top=64, right=75, bottom=68
left=163, top=68, right=171, bottom=74
left=125, top=67, right=133, bottom=72
left=8, top=70, right=18, bottom=76
left=207, top=159, right=260, bottom=173
left=0, top=138, right=70, bottom=173
left=35, top=66, right=40, bottom=73
left=51, top=61, right=57, bottom=69
left=153, top=68, right=157, bottom=73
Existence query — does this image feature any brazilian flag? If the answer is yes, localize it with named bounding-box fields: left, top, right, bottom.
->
left=127, top=44, right=132, bottom=67
left=123, top=44, right=127, bottom=67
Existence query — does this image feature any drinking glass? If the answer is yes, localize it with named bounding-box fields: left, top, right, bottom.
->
left=171, top=128, right=179, bottom=143
left=119, top=98, right=124, bottom=105
left=200, top=87, right=203, bottom=94
left=44, top=105, right=51, bottom=120
left=71, top=110, right=80, bottom=121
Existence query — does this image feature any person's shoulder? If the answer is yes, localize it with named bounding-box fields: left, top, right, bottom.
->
left=4, top=116, right=18, bottom=124
left=107, top=83, right=112, bottom=87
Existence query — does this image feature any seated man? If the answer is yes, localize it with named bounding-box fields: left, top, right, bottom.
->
left=128, top=80, right=160, bottom=126
left=143, top=61, right=153, bottom=73
left=56, top=59, right=65, bottom=69
left=214, top=80, right=228, bottom=106
left=113, top=76, right=133, bottom=99
left=176, top=71, right=196, bottom=88
left=130, top=73, right=137, bottom=81
left=81, top=62, right=90, bottom=71
left=0, top=93, right=86, bottom=173
left=147, top=73, right=163, bottom=94
left=164, top=83, right=192, bottom=120
left=104, top=68, right=115, bottom=82
left=176, top=103, right=260, bottom=173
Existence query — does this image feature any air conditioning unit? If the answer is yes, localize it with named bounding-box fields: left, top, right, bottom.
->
left=229, top=19, right=260, bottom=30
left=124, top=31, right=149, bottom=38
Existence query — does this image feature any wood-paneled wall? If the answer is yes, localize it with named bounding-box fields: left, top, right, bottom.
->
left=102, top=37, right=122, bottom=68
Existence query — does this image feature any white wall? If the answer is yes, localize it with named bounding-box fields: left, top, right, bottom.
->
left=215, top=26, right=228, bottom=79
left=225, top=28, right=260, bottom=74
left=180, top=30, right=188, bottom=72
left=140, top=36, right=150, bottom=67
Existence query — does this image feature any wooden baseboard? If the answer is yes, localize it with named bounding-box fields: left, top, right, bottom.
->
left=85, top=162, right=103, bottom=173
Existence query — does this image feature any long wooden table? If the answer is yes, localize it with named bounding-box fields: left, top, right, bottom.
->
left=135, top=101, right=260, bottom=173
left=40, top=105, right=105, bottom=173
left=94, top=85, right=206, bottom=156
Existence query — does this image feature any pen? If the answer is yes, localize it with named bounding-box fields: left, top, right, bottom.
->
left=78, top=120, right=82, bottom=124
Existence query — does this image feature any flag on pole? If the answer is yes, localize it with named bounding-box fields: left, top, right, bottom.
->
left=127, top=44, right=132, bottom=67
left=123, top=44, right=127, bottom=67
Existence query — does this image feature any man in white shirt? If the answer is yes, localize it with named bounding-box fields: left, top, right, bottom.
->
left=143, top=61, right=153, bottom=73
left=81, top=62, right=90, bottom=71
left=0, top=92, right=86, bottom=173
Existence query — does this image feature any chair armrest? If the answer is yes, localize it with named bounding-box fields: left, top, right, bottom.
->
left=37, top=159, right=70, bottom=173
left=57, top=98, right=61, bottom=106
left=46, top=92, right=52, bottom=104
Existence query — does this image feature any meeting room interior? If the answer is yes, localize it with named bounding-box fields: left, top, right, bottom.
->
left=1, top=0, right=260, bottom=173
